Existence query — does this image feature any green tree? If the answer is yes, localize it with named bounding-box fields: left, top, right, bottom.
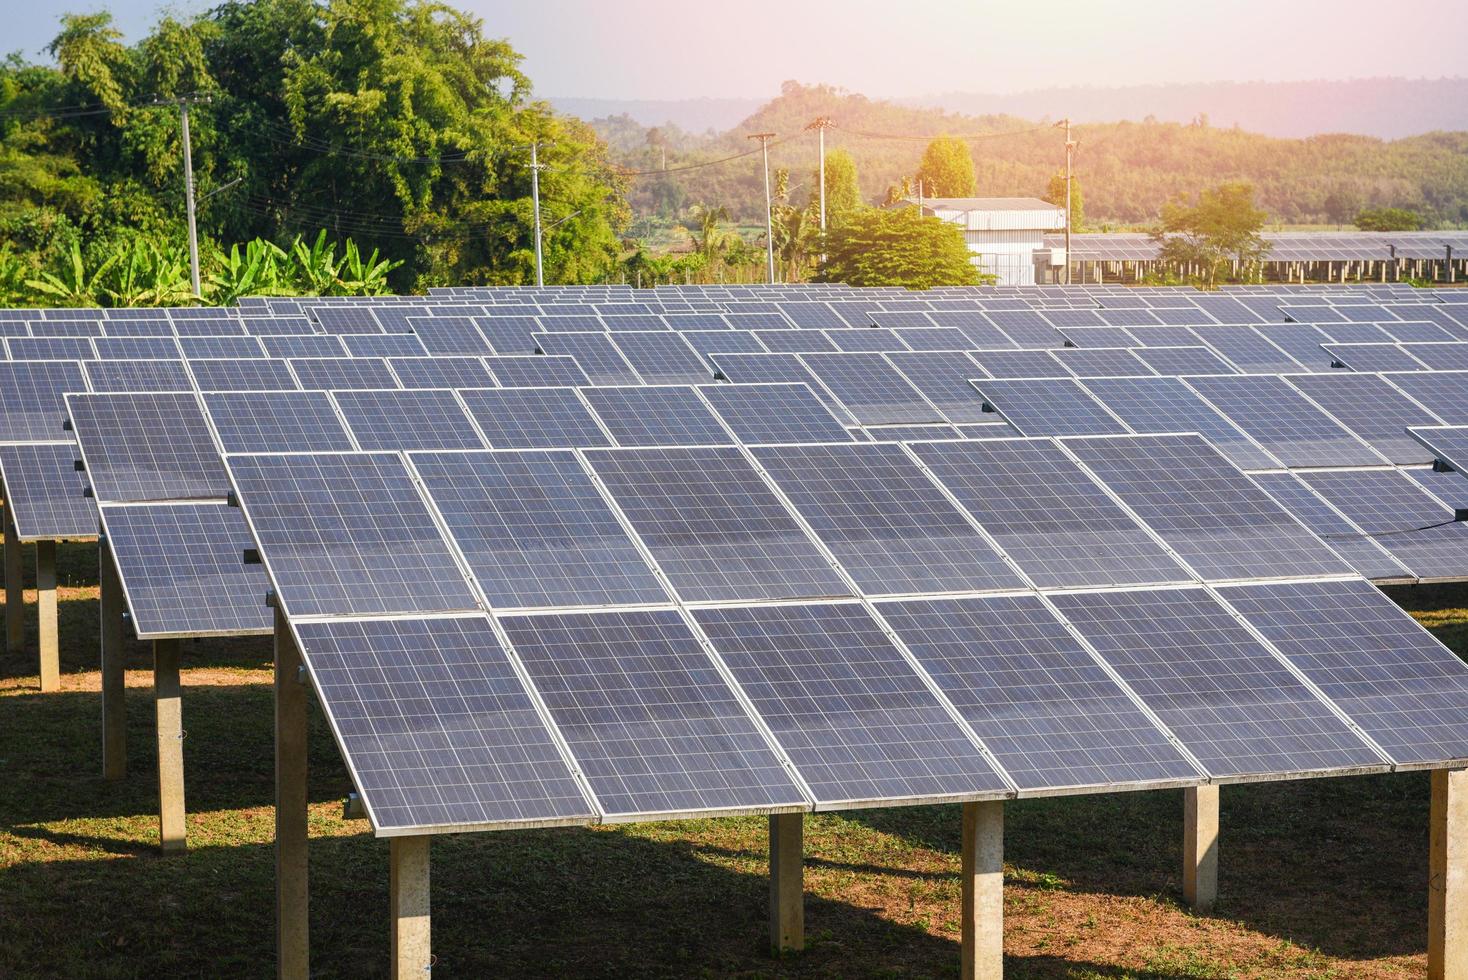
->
left=814, top=209, right=985, bottom=289
left=1355, top=207, right=1422, bottom=231
left=812, top=148, right=861, bottom=220
left=1152, top=182, right=1271, bottom=287
left=1044, top=172, right=1083, bottom=231
left=915, top=135, right=977, bottom=198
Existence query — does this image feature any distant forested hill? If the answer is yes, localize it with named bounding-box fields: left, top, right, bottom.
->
left=589, top=82, right=1468, bottom=228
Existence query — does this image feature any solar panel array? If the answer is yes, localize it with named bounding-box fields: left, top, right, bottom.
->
left=5, top=281, right=1468, bottom=835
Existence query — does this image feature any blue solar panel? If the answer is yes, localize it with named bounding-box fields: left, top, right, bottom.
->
left=0, top=443, right=96, bottom=540
left=877, top=594, right=1200, bottom=791
left=294, top=614, right=595, bottom=831
left=202, top=391, right=357, bottom=454
left=503, top=608, right=808, bottom=818
left=1220, top=579, right=1468, bottom=767
left=68, top=392, right=228, bottom=503
left=751, top=442, right=1022, bottom=596
left=226, top=452, right=480, bottom=617
left=911, top=438, right=1189, bottom=589
left=1061, top=434, right=1352, bottom=582
left=1050, top=587, right=1383, bottom=778
left=584, top=446, right=850, bottom=603
left=102, top=501, right=272, bottom=637
left=692, top=602, right=1009, bottom=806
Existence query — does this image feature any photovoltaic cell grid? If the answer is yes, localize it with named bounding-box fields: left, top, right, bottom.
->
left=1049, top=588, right=1382, bottom=778
left=0, top=443, right=97, bottom=540
left=102, top=502, right=272, bottom=637
left=68, top=392, right=230, bottom=503
left=293, top=615, right=595, bottom=831
left=583, top=446, right=851, bottom=603
left=501, top=609, right=806, bottom=818
left=1061, top=434, right=1352, bottom=582
left=909, top=439, right=1188, bottom=589
left=692, top=602, right=1009, bottom=806
left=225, top=452, right=480, bottom=617
left=750, top=442, right=1022, bottom=596
left=409, top=450, right=667, bottom=609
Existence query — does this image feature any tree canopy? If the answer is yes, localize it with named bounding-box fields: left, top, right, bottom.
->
left=916, top=135, right=977, bottom=198
left=815, top=209, right=983, bottom=289
left=0, top=1, right=630, bottom=292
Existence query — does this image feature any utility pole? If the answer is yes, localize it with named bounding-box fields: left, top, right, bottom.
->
left=749, top=133, right=777, bottom=284
left=154, top=94, right=211, bottom=299
left=1055, top=118, right=1075, bottom=284
left=530, top=140, right=546, bottom=287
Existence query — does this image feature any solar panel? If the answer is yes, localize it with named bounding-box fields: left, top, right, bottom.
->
left=501, top=608, right=807, bottom=818
left=750, top=442, right=1022, bottom=596
left=484, top=355, right=591, bottom=388
left=457, top=387, right=611, bottom=449
left=876, top=594, right=1200, bottom=791
left=1129, top=346, right=1238, bottom=376
left=583, top=446, right=850, bottom=603
left=692, top=601, right=1009, bottom=806
left=1060, top=434, right=1352, bottom=582
left=101, top=501, right=272, bottom=637
left=579, top=385, right=733, bottom=447
left=1248, top=472, right=1412, bottom=582
left=386, top=356, right=495, bottom=389
left=1283, top=373, right=1442, bottom=464
left=288, top=357, right=400, bottom=390
left=188, top=358, right=300, bottom=392
left=532, top=332, right=642, bottom=385
left=1049, top=587, right=1383, bottom=778
left=202, top=390, right=357, bottom=453
left=696, top=383, right=853, bottom=445
left=1301, top=469, right=1468, bottom=582
left=1184, top=375, right=1387, bottom=468
left=68, top=392, right=228, bottom=503
left=608, top=332, right=711, bottom=384
left=911, top=438, right=1189, bottom=589
left=330, top=389, right=484, bottom=452
left=225, top=452, right=481, bottom=617
left=0, top=443, right=96, bottom=540
left=1219, top=579, right=1468, bottom=767
left=294, top=614, right=595, bottom=831
left=0, top=361, right=87, bottom=442
left=83, top=359, right=193, bottom=393
left=972, top=378, right=1128, bottom=437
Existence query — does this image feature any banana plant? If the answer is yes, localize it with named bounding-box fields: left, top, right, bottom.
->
left=336, top=240, right=401, bottom=296
left=26, top=243, right=119, bottom=307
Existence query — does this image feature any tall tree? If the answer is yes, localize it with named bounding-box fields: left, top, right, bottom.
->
left=1152, top=181, right=1270, bottom=287
left=915, top=135, right=977, bottom=198
left=1044, top=172, right=1083, bottom=231
left=815, top=208, right=984, bottom=288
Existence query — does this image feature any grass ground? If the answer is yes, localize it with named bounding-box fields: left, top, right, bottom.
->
left=0, top=544, right=1460, bottom=977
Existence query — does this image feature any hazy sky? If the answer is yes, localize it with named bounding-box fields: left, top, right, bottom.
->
left=11, top=0, right=1468, bottom=98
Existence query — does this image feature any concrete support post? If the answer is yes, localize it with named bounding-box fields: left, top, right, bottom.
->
left=961, top=801, right=1004, bottom=980
left=275, top=609, right=310, bottom=980
left=1430, top=768, right=1468, bottom=980
left=1183, top=785, right=1219, bottom=912
left=769, top=812, right=804, bottom=954
left=390, top=836, right=431, bottom=980
left=4, top=505, right=23, bottom=653
left=154, top=638, right=186, bottom=853
left=35, top=539, right=58, bottom=692
left=100, top=538, right=126, bottom=779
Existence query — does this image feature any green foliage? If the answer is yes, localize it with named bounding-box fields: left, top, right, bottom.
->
left=2, top=2, right=629, bottom=290
left=1044, top=172, right=1083, bottom=231
left=814, top=209, right=986, bottom=289
left=915, top=135, right=977, bottom=198
left=1356, top=206, right=1422, bottom=231
left=1153, top=182, right=1271, bottom=287
left=812, top=148, right=862, bottom=218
